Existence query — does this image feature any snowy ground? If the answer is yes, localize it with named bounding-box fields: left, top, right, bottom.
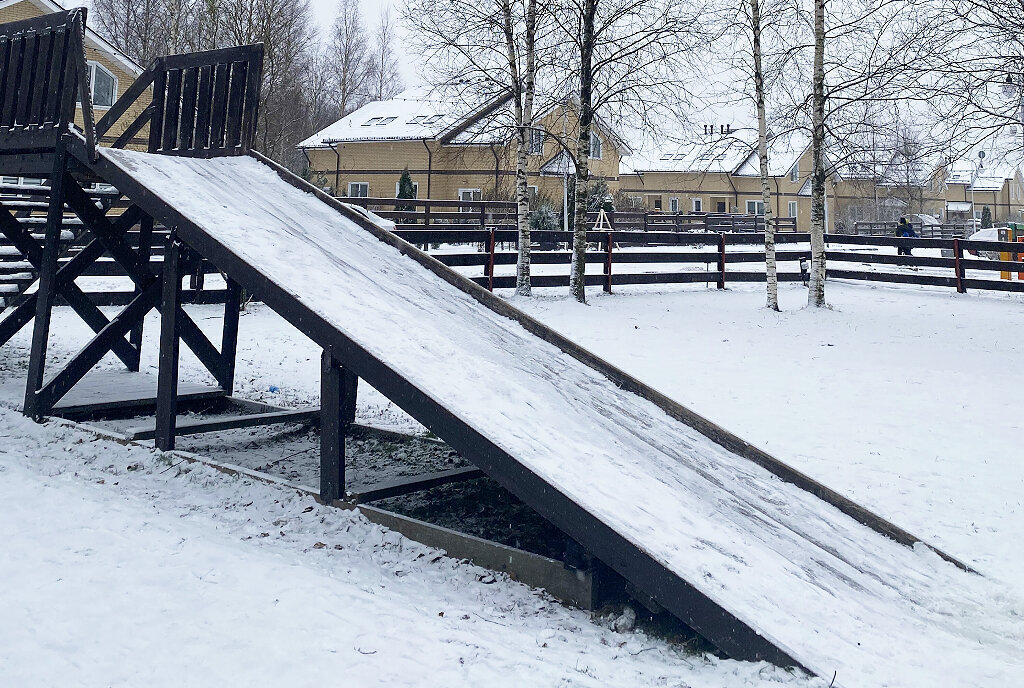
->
left=1, top=277, right=1021, bottom=684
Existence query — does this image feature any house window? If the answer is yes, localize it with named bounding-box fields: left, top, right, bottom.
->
left=362, top=118, right=381, bottom=127
left=653, top=197, right=662, bottom=210
left=692, top=198, right=703, bottom=212
left=746, top=200, right=765, bottom=215
left=377, top=116, right=397, bottom=125
left=789, top=163, right=799, bottom=183
left=788, top=201, right=798, bottom=218
left=347, top=182, right=369, bottom=197
left=528, top=185, right=539, bottom=204
left=589, top=132, right=602, bottom=159
left=89, top=62, right=117, bottom=108
left=459, top=188, right=482, bottom=212
left=669, top=197, right=679, bottom=212
left=395, top=180, right=419, bottom=197
left=715, top=200, right=727, bottom=213
left=528, top=129, right=544, bottom=155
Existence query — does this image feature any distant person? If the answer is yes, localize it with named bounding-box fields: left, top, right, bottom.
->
left=896, top=217, right=917, bottom=256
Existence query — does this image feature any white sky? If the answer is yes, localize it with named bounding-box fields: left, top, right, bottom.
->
left=308, top=0, right=421, bottom=87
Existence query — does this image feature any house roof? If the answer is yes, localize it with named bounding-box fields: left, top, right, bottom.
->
left=0, top=0, right=143, bottom=75
left=623, top=129, right=809, bottom=178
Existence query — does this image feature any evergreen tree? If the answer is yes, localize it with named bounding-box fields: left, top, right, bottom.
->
left=396, top=168, right=417, bottom=218
left=981, top=206, right=993, bottom=229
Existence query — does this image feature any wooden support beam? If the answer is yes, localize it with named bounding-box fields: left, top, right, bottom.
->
left=125, top=407, right=318, bottom=441
left=320, top=347, right=356, bottom=501
left=154, top=237, right=183, bottom=451
left=128, top=214, right=154, bottom=358
left=219, top=277, right=241, bottom=393
left=23, top=149, right=66, bottom=419
left=349, top=466, right=485, bottom=503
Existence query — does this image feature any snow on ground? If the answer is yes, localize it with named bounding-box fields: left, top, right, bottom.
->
left=0, top=409, right=813, bottom=688
left=2, top=275, right=1022, bottom=685
left=512, top=281, right=1024, bottom=592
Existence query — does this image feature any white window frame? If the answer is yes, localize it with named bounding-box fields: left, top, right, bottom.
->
left=746, top=200, right=765, bottom=215
left=528, top=129, right=544, bottom=155
left=789, top=163, right=799, bottom=183
left=347, top=182, right=369, bottom=198
left=669, top=197, right=679, bottom=212
left=395, top=180, right=419, bottom=198
left=88, top=61, right=117, bottom=109
left=589, top=131, right=602, bottom=160
left=692, top=198, right=703, bottom=212
left=788, top=200, right=798, bottom=218
left=528, top=185, right=539, bottom=203
left=458, top=188, right=482, bottom=212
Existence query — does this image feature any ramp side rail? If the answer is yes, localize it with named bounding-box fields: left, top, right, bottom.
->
left=96, top=44, right=264, bottom=156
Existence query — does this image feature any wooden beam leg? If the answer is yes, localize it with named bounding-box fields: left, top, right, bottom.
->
left=219, top=277, right=242, bottom=395
left=128, top=214, right=154, bottom=364
left=320, top=347, right=356, bottom=502
left=23, top=152, right=68, bottom=419
left=154, top=237, right=183, bottom=451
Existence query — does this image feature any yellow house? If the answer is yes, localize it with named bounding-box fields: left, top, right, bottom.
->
left=0, top=0, right=147, bottom=163
left=619, top=129, right=815, bottom=229
left=298, top=88, right=625, bottom=205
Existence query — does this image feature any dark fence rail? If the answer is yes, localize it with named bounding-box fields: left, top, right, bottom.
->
left=383, top=227, right=1024, bottom=295
left=336, top=197, right=798, bottom=234
left=851, top=221, right=973, bottom=239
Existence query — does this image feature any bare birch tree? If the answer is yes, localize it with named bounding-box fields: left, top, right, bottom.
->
left=552, top=0, right=706, bottom=303
left=329, top=0, right=374, bottom=117
left=369, top=9, right=404, bottom=102
left=404, top=0, right=551, bottom=296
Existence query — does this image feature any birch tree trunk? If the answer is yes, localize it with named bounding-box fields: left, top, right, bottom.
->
left=570, top=0, right=597, bottom=304
left=751, top=0, right=778, bottom=311
left=507, top=0, right=538, bottom=297
left=807, top=0, right=827, bottom=308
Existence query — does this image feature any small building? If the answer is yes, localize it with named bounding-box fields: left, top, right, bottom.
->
left=945, top=160, right=1024, bottom=225
left=297, top=88, right=626, bottom=204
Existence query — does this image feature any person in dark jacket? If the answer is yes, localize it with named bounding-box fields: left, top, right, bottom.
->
left=896, top=217, right=917, bottom=256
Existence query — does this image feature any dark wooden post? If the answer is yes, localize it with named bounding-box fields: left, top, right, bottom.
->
left=219, top=277, right=242, bottom=394
left=128, top=213, right=154, bottom=362
left=23, top=150, right=69, bottom=419
left=155, top=236, right=184, bottom=451
left=717, top=233, right=727, bottom=289
left=487, top=227, right=496, bottom=291
left=603, top=232, right=613, bottom=294
left=953, top=238, right=966, bottom=294
left=320, top=347, right=357, bottom=502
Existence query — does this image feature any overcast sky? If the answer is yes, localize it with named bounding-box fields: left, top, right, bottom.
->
left=307, top=0, right=420, bottom=87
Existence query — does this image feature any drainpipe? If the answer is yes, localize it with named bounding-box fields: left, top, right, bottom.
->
left=421, top=139, right=433, bottom=198
left=772, top=176, right=781, bottom=221
left=333, top=145, right=341, bottom=195
left=726, top=171, right=739, bottom=213
left=489, top=142, right=501, bottom=198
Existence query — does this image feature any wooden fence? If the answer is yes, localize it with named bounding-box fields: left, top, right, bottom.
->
left=851, top=221, right=973, bottom=239
left=336, top=197, right=798, bottom=233
left=384, top=226, right=1024, bottom=295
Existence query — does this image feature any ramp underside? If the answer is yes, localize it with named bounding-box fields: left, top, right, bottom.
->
left=95, top=147, right=1022, bottom=686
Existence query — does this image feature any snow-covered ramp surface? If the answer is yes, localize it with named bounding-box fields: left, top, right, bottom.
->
left=99, top=148, right=1024, bottom=686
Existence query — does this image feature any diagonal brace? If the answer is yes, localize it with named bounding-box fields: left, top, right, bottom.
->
left=0, top=204, right=140, bottom=367
left=63, top=183, right=233, bottom=388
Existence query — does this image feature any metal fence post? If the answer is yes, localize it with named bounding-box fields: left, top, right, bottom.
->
left=487, top=227, right=496, bottom=291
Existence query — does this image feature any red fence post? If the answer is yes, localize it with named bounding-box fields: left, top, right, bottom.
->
left=717, top=233, right=727, bottom=289
left=604, top=231, right=613, bottom=293
left=487, top=227, right=496, bottom=292
left=953, top=238, right=966, bottom=294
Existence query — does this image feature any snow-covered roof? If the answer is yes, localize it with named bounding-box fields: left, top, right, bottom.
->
left=945, top=123, right=1024, bottom=191
left=622, top=131, right=758, bottom=175
left=298, top=88, right=473, bottom=147
left=623, top=128, right=810, bottom=178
